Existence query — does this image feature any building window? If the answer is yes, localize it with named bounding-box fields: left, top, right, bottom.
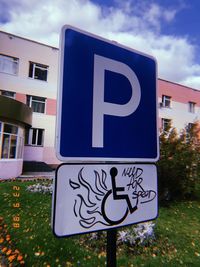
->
left=161, top=118, right=171, bottom=132
left=0, top=122, right=24, bottom=159
left=188, top=102, right=196, bottom=113
left=26, top=128, right=44, bottom=146
left=186, top=123, right=195, bottom=141
left=29, top=62, right=48, bottom=81
left=162, top=95, right=171, bottom=108
left=27, top=95, right=46, bottom=113
left=0, top=54, right=19, bottom=75
left=0, top=90, right=15, bottom=99
left=187, top=123, right=194, bottom=131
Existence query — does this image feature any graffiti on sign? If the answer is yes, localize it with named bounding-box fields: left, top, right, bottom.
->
left=52, top=164, right=158, bottom=237
left=69, top=166, right=156, bottom=228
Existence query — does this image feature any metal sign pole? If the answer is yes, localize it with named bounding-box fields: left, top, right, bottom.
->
left=107, top=229, right=117, bottom=267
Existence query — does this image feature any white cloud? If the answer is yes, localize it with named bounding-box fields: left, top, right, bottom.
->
left=182, top=76, right=200, bottom=89
left=163, top=9, right=177, bottom=22
left=0, top=0, right=199, bottom=90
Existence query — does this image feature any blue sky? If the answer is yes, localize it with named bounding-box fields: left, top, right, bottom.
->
left=93, top=0, right=200, bottom=43
left=0, top=0, right=200, bottom=89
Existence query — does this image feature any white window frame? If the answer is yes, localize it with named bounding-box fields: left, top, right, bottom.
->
left=27, top=128, right=44, bottom=146
left=27, top=95, right=46, bottom=114
left=188, top=102, right=196, bottom=113
left=0, top=90, right=16, bottom=99
left=161, top=118, right=171, bottom=132
left=0, top=54, right=19, bottom=75
left=0, top=122, right=24, bottom=159
left=186, top=123, right=195, bottom=141
left=162, top=95, right=171, bottom=108
left=29, top=62, right=48, bottom=81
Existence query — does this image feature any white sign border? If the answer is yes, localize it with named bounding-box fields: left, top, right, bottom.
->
left=52, top=162, right=158, bottom=238
left=55, top=25, right=159, bottom=162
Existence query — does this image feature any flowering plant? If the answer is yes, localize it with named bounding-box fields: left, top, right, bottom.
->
left=26, top=182, right=53, bottom=194
left=88, top=221, right=155, bottom=247
left=118, top=221, right=155, bottom=246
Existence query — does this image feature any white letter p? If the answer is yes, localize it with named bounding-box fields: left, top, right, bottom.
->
left=92, top=54, right=141, bottom=148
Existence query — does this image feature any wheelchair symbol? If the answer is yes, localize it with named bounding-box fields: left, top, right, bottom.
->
left=101, top=167, right=156, bottom=226
left=101, top=167, right=138, bottom=225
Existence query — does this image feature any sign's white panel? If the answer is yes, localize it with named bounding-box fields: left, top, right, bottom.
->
left=52, top=163, right=158, bottom=237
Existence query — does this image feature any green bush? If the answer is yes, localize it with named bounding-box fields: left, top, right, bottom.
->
left=157, top=122, right=200, bottom=202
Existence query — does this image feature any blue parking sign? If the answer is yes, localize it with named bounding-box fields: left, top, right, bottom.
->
left=56, top=25, right=159, bottom=162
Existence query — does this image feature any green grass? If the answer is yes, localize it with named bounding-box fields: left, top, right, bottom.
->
left=1, top=179, right=200, bottom=266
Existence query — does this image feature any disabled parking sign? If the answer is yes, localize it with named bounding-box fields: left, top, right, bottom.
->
left=52, top=163, right=158, bottom=237
left=56, top=25, right=158, bottom=162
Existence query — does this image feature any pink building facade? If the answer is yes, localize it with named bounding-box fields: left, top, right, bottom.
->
left=0, top=30, right=200, bottom=178
left=158, top=79, right=200, bottom=132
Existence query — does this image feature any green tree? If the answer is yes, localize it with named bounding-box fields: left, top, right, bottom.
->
left=157, top=122, right=200, bottom=202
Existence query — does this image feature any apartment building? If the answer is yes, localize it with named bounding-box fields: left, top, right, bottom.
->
left=0, top=30, right=200, bottom=178
left=158, top=79, right=200, bottom=132
left=0, top=30, right=60, bottom=178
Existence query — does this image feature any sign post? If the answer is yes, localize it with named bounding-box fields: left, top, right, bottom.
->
left=107, top=229, right=117, bottom=267
left=53, top=25, right=158, bottom=266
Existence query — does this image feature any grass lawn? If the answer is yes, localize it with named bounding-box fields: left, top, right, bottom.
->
left=0, top=179, right=200, bottom=266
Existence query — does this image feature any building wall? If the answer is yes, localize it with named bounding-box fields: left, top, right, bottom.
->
left=0, top=32, right=58, bottom=99
left=158, top=79, right=200, bottom=105
left=0, top=31, right=59, bottom=165
left=0, top=159, right=23, bottom=179
left=1, top=30, right=200, bottom=167
left=158, top=79, right=200, bottom=132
